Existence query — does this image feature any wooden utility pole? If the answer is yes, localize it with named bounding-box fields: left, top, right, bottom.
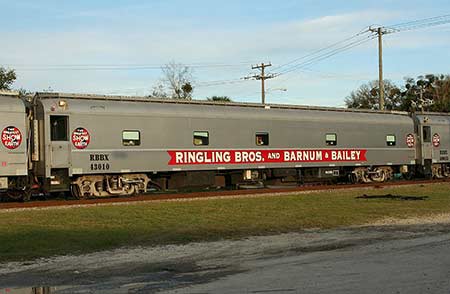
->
left=246, top=63, right=276, bottom=104
left=369, top=26, right=388, bottom=110
left=377, top=27, right=385, bottom=111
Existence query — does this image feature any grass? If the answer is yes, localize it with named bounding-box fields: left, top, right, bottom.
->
left=0, top=183, right=449, bottom=262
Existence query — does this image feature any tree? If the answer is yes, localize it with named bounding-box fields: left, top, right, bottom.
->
left=431, top=75, right=450, bottom=112
left=0, top=67, right=16, bottom=90
left=150, top=62, right=195, bottom=100
left=150, top=83, right=168, bottom=98
left=180, top=82, right=193, bottom=99
left=344, top=80, right=402, bottom=110
left=207, top=96, right=232, bottom=102
left=403, top=74, right=450, bottom=112
left=345, top=75, right=450, bottom=112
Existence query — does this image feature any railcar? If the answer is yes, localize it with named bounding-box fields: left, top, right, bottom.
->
left=414, top=114, right=450, bottom=177
left=0, top=94, right=29, bottom=199
left=0, top=92, right=449, bottom=200
left=34, top=93, right=418, bottom=198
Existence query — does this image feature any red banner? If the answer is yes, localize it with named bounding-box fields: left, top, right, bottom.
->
left=168, top=149, right=367, bottom=165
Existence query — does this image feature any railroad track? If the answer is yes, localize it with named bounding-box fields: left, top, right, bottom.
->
left=1, top=179, right=448, bottom=211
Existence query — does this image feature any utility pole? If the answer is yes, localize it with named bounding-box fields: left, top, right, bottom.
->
left=244, top=63, right=276, bottom=104
left=369, top=26, right=388, bottom=110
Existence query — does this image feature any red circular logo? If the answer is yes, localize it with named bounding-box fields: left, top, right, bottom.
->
left=433, top=133, right=440, bottom=147
left=1, top=126, right=22, bottom=150
left=71, top=127, right=90, bottom=149
left=406, top=134, right=415, bottom=148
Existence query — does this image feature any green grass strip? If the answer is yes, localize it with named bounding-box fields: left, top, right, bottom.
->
left=0, top=183, right=449, bottom=262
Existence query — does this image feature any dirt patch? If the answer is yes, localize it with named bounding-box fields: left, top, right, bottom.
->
left=367, top=213, right=450, bottom=226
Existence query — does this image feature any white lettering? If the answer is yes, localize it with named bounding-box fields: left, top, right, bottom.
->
left=175, top=152, right=183, bottom=164
left=316, top=151, right=323, bottom=161
left=269, top=152, right=280, bottom=160
left=235, top=152, right=242, bottom=163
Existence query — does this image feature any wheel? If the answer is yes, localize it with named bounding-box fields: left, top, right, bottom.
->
left=370, top=168, right=386, bottom=183
left=123, top=184, right=135, bottom=196
left=432, top=165, right=443, bottom=179
left=22, top=189, right=32, bottom=202
left=402, top=171, right=415, bottom=180
left=6, top=189, right=24, bottom=201
left=147, top=181, right=162, bottom=193
left=70, top=184, right=83, bottom=199
left=348, top=173, right=358, bottom=184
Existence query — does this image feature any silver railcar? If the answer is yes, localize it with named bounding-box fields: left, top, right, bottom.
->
left=34, top=93, right=417, bottom=198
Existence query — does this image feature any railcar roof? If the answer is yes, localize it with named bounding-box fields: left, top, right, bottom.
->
left=35, top=92, right=450, bottom=121
left=0, top=95, right=26, bottom=112
left=415, top=113, right=450, bottom=125
left=36, top=92, right=412, bottom=116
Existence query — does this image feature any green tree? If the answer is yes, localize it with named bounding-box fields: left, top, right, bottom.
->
left=206, top=96, right=232, bottom=102
left=0, top=67, right=16, bottom=90
left=431, top=75, right=450, bottom=112
left=345, top=75, right=450, bottom=112
left=403, top=74, right=450, bottom=112
left=345, top=80, right=402, bottom=110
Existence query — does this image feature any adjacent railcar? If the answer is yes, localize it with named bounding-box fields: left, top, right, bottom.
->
left=0, top=95, right=29, bottom=199
left=414, top=114, right=450, bottom=177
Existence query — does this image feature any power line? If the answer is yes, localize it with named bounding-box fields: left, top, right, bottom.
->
left=2, top=62, right=256, bottom=71
left=157, top=14, right=450, bottom=102
left=195, top=79, right=249, bottom=87
left=386, top=14, right=450, bottom=32
left=5, top=14, right=450, bottom=101
left=277, top=34, right=377, bottom=76
left=271, top=27, right=371, bottom=72
left=367, top=14, right=450, bottom=109
left=271, top=14, right=450, bottom=80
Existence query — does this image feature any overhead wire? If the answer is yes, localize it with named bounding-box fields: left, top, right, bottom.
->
left=276, top=33, right=377, bottom=76
left=272, top=14, right=450, bottom=79
left=271, top=27, right=371, bottom=72
left=195, top=79, right=249, bottom=88
left=3, top=62, right=258, bottom=71
left=386, top=14, right=450, bottom=32
left=5, top=14, right=450, bottom=96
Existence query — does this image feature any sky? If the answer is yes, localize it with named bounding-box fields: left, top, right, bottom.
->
left=1, top=0, right=450, bottom=106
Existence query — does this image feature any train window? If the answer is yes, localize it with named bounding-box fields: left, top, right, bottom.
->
left=193, top=131, right=209, bottom=146
left=386, top=135, right=396, bottom=146
left=256, top=133, right=269, bottom=146
left=326, top=133, right=337, bottom=146
left=122, top=131, right=141, bottom=146
left=423, top=126, right=431, bottom=143
left=50, top=116, right=68, bottom=141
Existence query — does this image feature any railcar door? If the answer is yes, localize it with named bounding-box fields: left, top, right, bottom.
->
left=49, top=115, right=71, bottom=169
left=421, top=126, right=433, bottom=160
left=420, top=125, right=433, bottom=176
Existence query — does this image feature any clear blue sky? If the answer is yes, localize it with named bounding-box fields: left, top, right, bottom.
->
left=1, top=0, right=449, bottom=106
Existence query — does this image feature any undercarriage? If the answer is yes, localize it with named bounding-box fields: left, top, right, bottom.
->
left=71, top=174, right=150, bottom=198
